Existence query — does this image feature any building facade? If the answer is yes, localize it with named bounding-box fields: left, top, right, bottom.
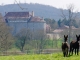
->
left=4, top=11, right=46, bottom=35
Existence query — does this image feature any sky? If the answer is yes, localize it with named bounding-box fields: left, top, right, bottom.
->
left=0, top=0, right=80, bottom=11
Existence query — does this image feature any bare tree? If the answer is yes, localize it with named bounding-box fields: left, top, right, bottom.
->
left=0, top=13, right=14, bottom=54
left=60, top=4, right=79, bottom=43
left=15, top=28, right=32, bottom=52
left=34, top=30, right=47, bottom=53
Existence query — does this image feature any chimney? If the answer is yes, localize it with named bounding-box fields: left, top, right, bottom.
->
left=32, top=11, right=34, bottom=17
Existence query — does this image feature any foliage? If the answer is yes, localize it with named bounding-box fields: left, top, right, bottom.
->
left=15, top=39, right=63, bottom=53
left=44, top=18, right=58, bottom=29
left=45, top=18, right=79, bottom=30
left=0, top=14, right=14, bottom=52
left=57, top=19, right=79, bottom=28
left=15, top=28, right=32, bottom=52
left=15, top=29, right=47, bottom=52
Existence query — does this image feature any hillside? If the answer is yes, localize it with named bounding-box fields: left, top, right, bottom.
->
left=0, top=3, right=80, bottom=21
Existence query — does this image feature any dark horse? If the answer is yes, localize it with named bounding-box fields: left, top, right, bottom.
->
left=62, top=35, right=69, bottom=57
left=69, top=35, right=80, bottom=55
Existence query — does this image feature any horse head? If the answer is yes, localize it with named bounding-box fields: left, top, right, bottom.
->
left=76, top=35, right=80, bottom=42
left=64, top=35, right=68, bottom=42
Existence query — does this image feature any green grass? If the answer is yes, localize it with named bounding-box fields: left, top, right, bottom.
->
left=0, top=53, right=80, bottom=60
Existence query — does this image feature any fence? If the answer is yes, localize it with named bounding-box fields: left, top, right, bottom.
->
left=0, top=49, right=62, bottom=55
left=0, top=39, right=63, bottom=55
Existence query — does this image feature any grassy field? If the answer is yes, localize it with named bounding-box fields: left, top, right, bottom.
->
left=0, top=53, right=80, bottom=60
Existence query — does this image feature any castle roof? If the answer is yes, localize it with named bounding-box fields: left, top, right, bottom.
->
left=4, top=12, right=31, bottom=18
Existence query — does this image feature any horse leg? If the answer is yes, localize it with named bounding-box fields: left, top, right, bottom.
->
left=77, top=49, right=79, bottom=55
left=63, top=52, right=65, bottom=57
left=75, top=49, right=76, bottom=55
left=63, top=49, right=67, bottom=57
left=62, top=50, right=65, bottom=57
left=69, top=48, right=72, bottom=56
left=69, top=51, right=71, bottom=56
left=65, top=48, right=68, bottom=57
left=67, top=49, right=68, bottom=56
left=72, top=48, right=74, bottom=55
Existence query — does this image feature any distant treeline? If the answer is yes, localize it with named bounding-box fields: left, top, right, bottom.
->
left=44, top=18, right=80, bottom=29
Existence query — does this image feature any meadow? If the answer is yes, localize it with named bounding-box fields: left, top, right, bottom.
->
left=0, top=53, right=80, bottom=60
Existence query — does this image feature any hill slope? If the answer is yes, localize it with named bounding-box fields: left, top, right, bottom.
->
left=0, top=3, right=80, bottom=20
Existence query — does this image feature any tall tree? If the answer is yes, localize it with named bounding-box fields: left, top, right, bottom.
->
left=58, top=19, right=62, bottom=27
left=15, top=28, right=32, bottom=52
left=34, top=30, right=47, bottom=53
left=0, top=13, right=14, bottom=53
left=60, top=4, right=79, bottom=43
